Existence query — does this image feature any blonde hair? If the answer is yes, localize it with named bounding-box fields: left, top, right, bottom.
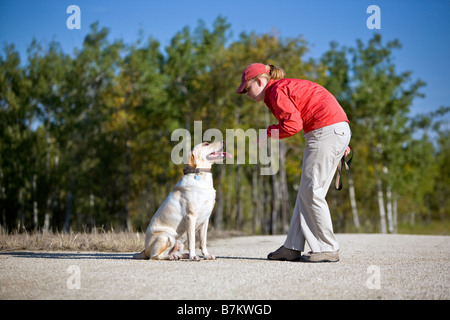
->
left=267, top=64, right=285, bottom=80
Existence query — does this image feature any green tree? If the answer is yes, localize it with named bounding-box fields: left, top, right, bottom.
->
left=26, top=39, right=72, bottom=231
left=0, top=44, right=34, bottom=230
left=111, top=36, right=169, bottom=230
left=60, top=23, right=125, bottom=230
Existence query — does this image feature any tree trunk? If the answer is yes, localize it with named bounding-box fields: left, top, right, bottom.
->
left=18, top=187, right=25, bottom=231
left=0, top=164, right=4, bottom=229
left=64, top=190, right=74, bottom=233
left=43, top=118, right=52, bottom=233
left=235, top=165, right=243, bottom=230
left=271, top=173, right=280, bottom=234
left=409, top=210, right=415, bottom=225
left=386, top=184, right=394, bottom=233
left=376, top=178, right=387, bottom=233
left=392, top=193, right=398, bottom=233
left=347, top=171, right=360, bottom=232
left=214, top=165, right=225, bottom=230
left=124, top=140, right=132, bottom=232
left=225, top=172, right=233, bottom=229
left=32, top=174, right=39, bottom=230
left=252, top=166, right=261, bottom=234
left=260, top=175, right=268, bottom=234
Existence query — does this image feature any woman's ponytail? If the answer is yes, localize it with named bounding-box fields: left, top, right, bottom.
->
left=268, top=64, right=285, bottom=80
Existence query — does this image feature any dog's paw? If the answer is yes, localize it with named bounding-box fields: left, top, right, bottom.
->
left=204, top=254, right=216, bottom=260
left=189, top=255, right=200, bottom=261
left=170, top=254, right=180, bottom=261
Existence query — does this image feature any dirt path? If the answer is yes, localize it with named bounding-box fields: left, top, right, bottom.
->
left=0, top=234, right=448, bottom=300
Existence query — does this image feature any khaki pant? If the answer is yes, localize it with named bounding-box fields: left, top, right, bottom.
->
left=284, top=122, right=351, bottom=253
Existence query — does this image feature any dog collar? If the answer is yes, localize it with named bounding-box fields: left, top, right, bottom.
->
left=183, top=166, right=211, bottom=176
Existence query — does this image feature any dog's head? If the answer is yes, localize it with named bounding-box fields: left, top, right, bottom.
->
left=187, top=141, right=232, bottom=169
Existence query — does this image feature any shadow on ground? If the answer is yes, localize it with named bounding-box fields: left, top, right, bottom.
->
left=0, top=251, right=133, bottom=260
left=0, top=251, right=268, bottom=261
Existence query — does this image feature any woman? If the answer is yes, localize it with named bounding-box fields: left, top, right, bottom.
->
left=237, top=63, right=351, bottom=262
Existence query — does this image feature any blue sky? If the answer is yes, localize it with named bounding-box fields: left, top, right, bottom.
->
left=1, top=0, right=449, bottom=118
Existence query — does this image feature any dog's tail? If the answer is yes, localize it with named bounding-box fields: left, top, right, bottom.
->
left=132, top=250, right=149, bottom=260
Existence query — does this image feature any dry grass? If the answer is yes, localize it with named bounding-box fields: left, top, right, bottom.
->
left=0, top=229, right=145, bottom=252
left=0, top=228, right=247, bottom=252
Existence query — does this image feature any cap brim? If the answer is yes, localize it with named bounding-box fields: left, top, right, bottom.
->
left=236, top=79, right=247, bottom=94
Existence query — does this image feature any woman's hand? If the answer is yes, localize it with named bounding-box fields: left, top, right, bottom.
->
left=344, top=146, right=351, bottom=157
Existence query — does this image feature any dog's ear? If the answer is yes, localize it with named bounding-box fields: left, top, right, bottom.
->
left=188, top=151, right=197, bottom=169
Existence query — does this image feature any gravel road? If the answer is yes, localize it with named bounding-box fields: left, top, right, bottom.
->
left=0, top=234, right=448, bottom=300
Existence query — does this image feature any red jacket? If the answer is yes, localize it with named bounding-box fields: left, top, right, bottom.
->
left=264, top=78, right=349, bottom=138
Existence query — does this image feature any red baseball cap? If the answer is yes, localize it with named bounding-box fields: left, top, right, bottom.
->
left=237, top=63, right=271, bottom=94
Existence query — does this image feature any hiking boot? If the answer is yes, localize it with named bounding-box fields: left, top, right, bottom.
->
left=267, top=246, right=302, bottom=261
left=300, top=250, right=339, bottom=263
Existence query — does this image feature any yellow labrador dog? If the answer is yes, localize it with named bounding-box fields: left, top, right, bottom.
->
left=133, top=141, right=232, bottom=261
